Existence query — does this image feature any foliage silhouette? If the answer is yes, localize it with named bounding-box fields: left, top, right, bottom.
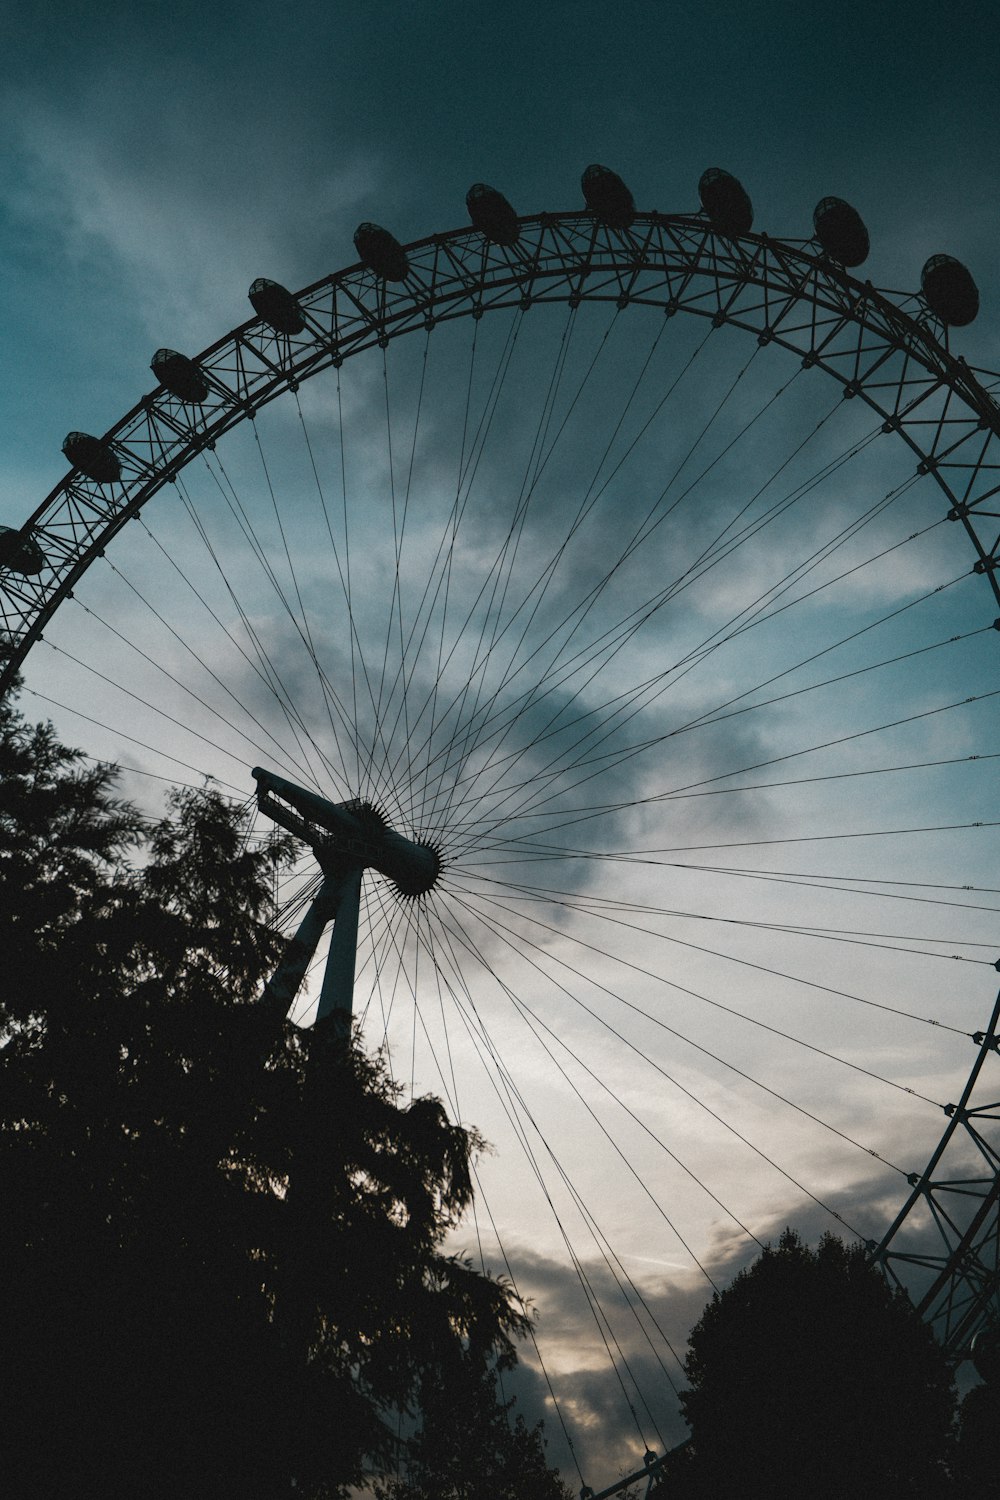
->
left=952, top=1363, right=1000, bottom=1497
left=373, top=1364, right=571, bottom=1500
left=677, top=1228, right=955, bottom=1498
left=0, top=689, right=563, bottom=1498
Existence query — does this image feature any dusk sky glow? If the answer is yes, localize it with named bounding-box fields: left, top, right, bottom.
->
left=2, top=4, right=999, bottom=1491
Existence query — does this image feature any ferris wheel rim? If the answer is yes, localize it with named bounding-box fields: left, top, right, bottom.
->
left=3, top=206, right=1000, bottom=703
left=3, top=199, right=999, bottom=1384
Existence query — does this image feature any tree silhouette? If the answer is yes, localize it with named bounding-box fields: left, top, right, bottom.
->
left=0, top=689, right=563, bottom=1498
left=374, top=1363, right=572, bottom=1499
left=951, top=1320, right=1000, bottom=1498
left=951, top=1382, right=998, bottom=1497
left=678, top=1228, right=955, bottom=1499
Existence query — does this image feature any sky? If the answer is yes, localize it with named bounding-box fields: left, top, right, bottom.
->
left=2, top=1, right=1000, bottom=1491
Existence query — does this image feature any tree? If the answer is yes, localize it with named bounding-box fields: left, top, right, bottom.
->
left=951, top=1321, right=1000, bottom=1498
left=951, top=1382, right=998, bottom=1497
left=374, top=1363, right=572, bottom=1500
left=0, top=690, right=564, bottom=1497
left=679, top=1228, right=955, bottom=1499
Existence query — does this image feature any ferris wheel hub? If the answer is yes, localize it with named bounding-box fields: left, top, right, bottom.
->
left=252, top=766, right=442, bottom=898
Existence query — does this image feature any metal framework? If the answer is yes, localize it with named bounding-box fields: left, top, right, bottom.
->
left=253, top=767, right=441, bottom=1030
left=3, top=202, right=999, bottom=1495
left=871, top=986, right=1000, bottom=1352
left=2, top=212, right=1000, bottom=690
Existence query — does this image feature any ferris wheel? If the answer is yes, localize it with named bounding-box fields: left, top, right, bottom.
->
left=2, top=165, right=999, bottom=1495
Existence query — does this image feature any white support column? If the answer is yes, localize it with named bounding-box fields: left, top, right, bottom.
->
left=316, top=865, right=362, bottom=1039
left=262, top=877, right=341, bottom=1012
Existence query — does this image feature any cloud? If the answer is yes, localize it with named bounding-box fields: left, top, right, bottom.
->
left=468, top=1139, right=980, bottom=1487
left=8, top=122, right=994, bottom=1500
left=2, top=19, right=999, bottom=1500
left=0, top=78, right=384, bottom=355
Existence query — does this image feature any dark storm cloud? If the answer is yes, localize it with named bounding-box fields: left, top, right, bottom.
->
left=5, top=0, right=998, bottom=524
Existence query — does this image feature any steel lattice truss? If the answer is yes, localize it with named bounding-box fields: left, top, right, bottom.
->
left=3, top=212, right=1000, bottom=690
left=872, top=987, right=1000, bottom=1356
left=2, top=210, right=999, bottom=1386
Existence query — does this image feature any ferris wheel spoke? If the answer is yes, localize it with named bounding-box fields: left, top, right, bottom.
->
left=375, top=326, right=540, bottom=828
left=496, top=610, right=990, bottom=825
left=355, top=881, right=420, bottom=1053
left=415, top=899, right=691, bottom=1419
left=460, top=868, right=974, bottom=1036
left=416, top=896, right=670, bottom=1460
left=173, top=464, right=350, bottom=794
left=369, top=342, right=532, bottom=826
left=207, top=423, right=417, bottom=805
left=437, top=888, right=869, bottom=1254
left=452, top=681, right=1000, bottom=862
left=363, top=339, right=429, bottom=808
left=430, top=892, right=759, bottom=1270
left=38, top=635, right=278, bottom=779
left=422, top=439, right=925, bottom=846
left=414, top=308, right=588, bottom=831
left=96, top=537, right=321, bottom=787
left=435, top=880, right=871, bottom=1261
left=431, top=606, right=971, bottom=852
left=405, top=311, right=700, bottom=829
left=448, top=882, right=909, bottom=1202
left=248, top=416, right=337, bottom=718
left=82, top=524, right=328, bottom=794
left=673, top=859, right=1000, bottom=914
left=19, top=684, right=249, bottom=795
left=422, top=318, right=505, bottom=827
left=489, top=873, right=995, bottom=976
left=369, top=320, right=528, bottom=830
left=440, top=756, right=989, bottom=869
left=475, top=879, right=982, bottom=1070
left=386, top=319, right=785, bottom=846
left=436, top=319, right=726, bottom=766
left=426, top=305, right=639, bottom=798
left=290, top=387, right=366, bottom=796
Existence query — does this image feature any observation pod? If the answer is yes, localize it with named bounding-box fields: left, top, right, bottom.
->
left=62, top=431, right=120, bottom=484
left=0, top=523, right=45, bottom=575
left=249, top=278, right=306, bottom=335
left=466, top=182, right=520, bottom=245
left=813, top=197, right=870, bottom=267
left=922, top=254, right=980, bottom=326
left=354, top=222, right=410, bottom=282
left=151, top=348, right=209, bottom=404
left=698, top=168, right=753, bottom=234
left=581, top=164, right=636, bottom=229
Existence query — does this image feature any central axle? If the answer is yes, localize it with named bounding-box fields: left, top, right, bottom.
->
left=252, top=767, right=441, bottom=897
left=254, top=767, right=442, bottom=1035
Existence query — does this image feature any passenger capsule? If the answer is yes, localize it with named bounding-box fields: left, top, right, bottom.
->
left=813, top=198, right=869, bottom=267
left=699, top=168, right=753, bottom=234
left=248, top=278, right=306, bottom=335
left=921, top=254, right=980, bottom=326
left=466, top=182, right=520, bottom=245
left=62, top=432, right=121, bottom=484
left=151, top=348, right=209, bottom=404
left=0, top=523, right=45, bottom=575
left=354, top=222, right=410, bottom=282
left=581, top=164, right=636, bottom=229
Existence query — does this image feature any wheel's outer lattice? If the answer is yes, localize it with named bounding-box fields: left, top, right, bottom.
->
left=2, top=207, right=999, bottom=1367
